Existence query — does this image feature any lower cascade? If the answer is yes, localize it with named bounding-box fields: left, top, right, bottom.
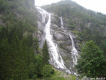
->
left=69, top=34, right=79, bottom=66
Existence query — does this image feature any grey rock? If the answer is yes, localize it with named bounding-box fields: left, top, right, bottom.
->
left=36, top=11, right=80, bottom=75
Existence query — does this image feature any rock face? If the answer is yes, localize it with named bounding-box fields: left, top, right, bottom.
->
left=51, top=14, right=79, bottom=74
left=36, top=9, right=80, bottom=75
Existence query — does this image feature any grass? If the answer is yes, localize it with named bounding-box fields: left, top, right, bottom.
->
left=49, top=77, right=67, bottom=80
left=48, top=67, right=77, bottom=80
left=36, top=66, right=77, bottom=80
left=70, top=75, right=77, bottom=80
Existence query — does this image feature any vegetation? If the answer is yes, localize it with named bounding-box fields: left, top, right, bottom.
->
left=76, top=40, right=106, bottom=78
left=0, top=0, right=54, bottom=80
left=0, top=0, right=37, bottom=33
left=43, top=0, right=106, bottom=79
left=45, top=67, right=76, bottom=80
left=41, top=65, right=53, bottom=79
left=42, top=0, right=106, bottom=57
left=1, top=0, right=106, bottom=79
left=42, top=41, right=49, bottom=66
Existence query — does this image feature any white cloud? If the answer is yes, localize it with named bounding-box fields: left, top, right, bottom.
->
left=72, top=0, right=106, bottom=14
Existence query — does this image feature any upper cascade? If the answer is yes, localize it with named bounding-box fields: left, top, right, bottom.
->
left=60, top=17, right=64, bottom=29
left=36, top=7, right=48, bottom=23
left=36, top=7, right=68, bottom=70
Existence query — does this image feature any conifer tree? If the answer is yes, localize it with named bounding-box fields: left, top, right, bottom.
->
left=42, top=41, right=49, bottom=66
left=34, top=37, right=39, bottom=52
left=76, top=40, right=106, bottom=78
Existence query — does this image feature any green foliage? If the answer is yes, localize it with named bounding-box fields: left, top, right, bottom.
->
left=49, top=77, right=67, bottom=80
left=42, top=41, right=49, bottom=65
left=34, top=37, right=39, bottom=52
left=0, top=34, right=32, bottom=79
left=42, top=0, right=106, bottom=57
left=42, top=0, right=106, bottom=25
left=0, top=0, right=37, bottom=33
left=70, top=75, right=76, bottom=80
left=34, top=54, right=43, bottom=77
left=0, top=0, right=38, bottom=79
left=41, top=65, right=53, bottom=78
left=32, top=74, right=37, bottom=79
left=28, top=63, right=35, bottom=78
left=0, top=26, right=38, bottom=80
left=76, top=40, right=106, bottom=78
left=100, top=39, right=106, bottom=57
left=0, top=0, right=55, bottom=80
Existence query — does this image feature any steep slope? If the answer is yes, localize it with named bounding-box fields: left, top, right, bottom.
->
left=0, top=0, right=38, bottom=33
left=0, top=0, right=39, bottom=79
left=36, top=6, right=79, bottom=75
left=1, top=0, right=106, bottom=79
left=42, top=0, right=106, bottom=57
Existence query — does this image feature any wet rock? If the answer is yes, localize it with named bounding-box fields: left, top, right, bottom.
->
left=36, top=9, right=80, bottom=74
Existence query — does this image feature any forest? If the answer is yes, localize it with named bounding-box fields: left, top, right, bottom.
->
left=0, top=0, right=54, bottom=80
left=0, top=0, right=106, bottom=80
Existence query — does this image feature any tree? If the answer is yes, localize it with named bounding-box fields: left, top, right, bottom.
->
left=42, top=41, right=49, bottom=65
left=41, top=65, right=53, bottom=79
left=34, top=37, right=39, bottom=52
left=34, top=54, right=43, bottom=77
left=76, top=40, right=106, bottom=78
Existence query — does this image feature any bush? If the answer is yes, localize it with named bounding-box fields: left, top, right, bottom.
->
left=32, top=75, right=37, bottom=79
left=41, top=65, right=54, bottom=78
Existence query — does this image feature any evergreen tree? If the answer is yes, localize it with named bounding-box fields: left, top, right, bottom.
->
left=76, top=40, right=106, bottom=78
left=41, top=65, right=53, bottom=79
left=34, top=37, right=39, bottom=53
left=42, top=41, right=49, bottom=66
left=34, top=54, right=43, bottom=77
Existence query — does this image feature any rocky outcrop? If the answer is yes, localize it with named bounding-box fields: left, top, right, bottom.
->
left=51, top=14, right=80, bottom=74
left=36, top=9, right=80, bottom=75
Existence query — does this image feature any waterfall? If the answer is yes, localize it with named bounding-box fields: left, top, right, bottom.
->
left=36, top=7, right=47, bottom=23
left=69, top=34, right=78, bottom=66
left=60, top=17, right=78, bottom=75
left=60, top=16, right=78, bottom=66
left=36, top=7, right=66, bottom=69
left=60, top=17, right=64, bottom=29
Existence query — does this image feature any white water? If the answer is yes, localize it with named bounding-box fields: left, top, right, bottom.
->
left=37, top=7, right=47, bottom=23
left=69, top=34, right=78, bottom=66
left=60, top=17, right=78, bottom=75
left=37, top=7, right=66, bottom=69
left=60, top=16, right=78, bottom=66
left=60, top=17, right=64, bottom=29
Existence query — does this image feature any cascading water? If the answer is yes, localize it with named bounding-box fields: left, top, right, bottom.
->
left=69, top=34, right=79, bottom=66
left=60, top=16, right=79, bottom=67
left=60, top=17, right=64, bottom=29
left=36, top=7, right=67, bottom=69
left=60, top=16, right=78, bottom=75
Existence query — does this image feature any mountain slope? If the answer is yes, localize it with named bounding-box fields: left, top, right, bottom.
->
left=42, top=0, right=106, bottom=57
left=0, top=0, right=106, bottom=79
left=0, top=0, right=39, bottom=79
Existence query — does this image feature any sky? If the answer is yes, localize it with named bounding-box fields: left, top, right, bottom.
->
left=35, top=0, right=61, bottom=6
left=35, top=0, right=106, bottom=14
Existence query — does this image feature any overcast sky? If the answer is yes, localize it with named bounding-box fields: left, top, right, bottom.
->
left=35, top=0, right=106, bottom=14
